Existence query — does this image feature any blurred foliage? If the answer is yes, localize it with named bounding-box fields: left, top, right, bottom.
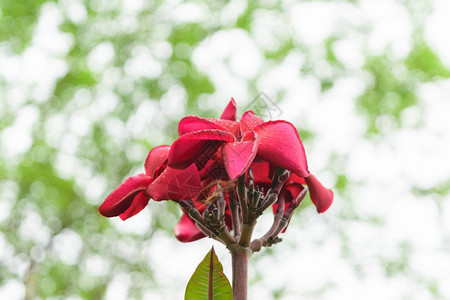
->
left=357, top=39, right=450, bottom=135
left=406, top=41, right=450, bottom=79
left=357, top=55, right=418, bottom=135
left=1, top=0, right=450, bottom=299
left=0, top=0, right=51, bottom=53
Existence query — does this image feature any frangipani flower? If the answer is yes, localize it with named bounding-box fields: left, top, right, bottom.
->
left=99, top=98, right=334, bottom=300
left=168, top=98, right=309, bottom=180
left=100, top=97, right=332, bottom=248
left=168, top=98, right=332, bottom=213
left=99, top=145, right=201, bottom=220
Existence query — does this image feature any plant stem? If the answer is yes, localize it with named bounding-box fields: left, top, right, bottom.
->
left=230, top=245, right=251, bottom=300
left=229, top=190, right=241, bottom=238
left=239, top=223, right=255, bottom=247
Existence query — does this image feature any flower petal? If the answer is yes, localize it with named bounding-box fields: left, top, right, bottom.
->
left=284, top=182, right=305, bottom=201
left=254, top=120, right=310, bottom=177
left=286, top=173, right=307, bottom=186
left=178, top=115, right=230, bottom=136
left=99, top=174, right=152, bottom=217
left=174, top=214, right=206, bottom=242
left=250, top=161, right=272, bottom=186
left=144, top=145, right=170, bottom=178
left=240, top=110, right=264, bottom=135
left=199, top=159, right=229, bottom=180
left=119, top=191, right=150, bottom=220
left=304, top=174, right=333, bottom=213
left=168, top=129, right=235, bottom=170
left=220, top=97, right=237, bottom=121
left=222, top=131, right=259, bottom=179
left=146, top=164, right=201, bottom=201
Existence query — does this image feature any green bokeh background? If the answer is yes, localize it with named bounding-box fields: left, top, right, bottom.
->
left=1, top=0, right=450, bottom=299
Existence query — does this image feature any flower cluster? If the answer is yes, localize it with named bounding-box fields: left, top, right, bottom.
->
left=99, top=99, right=333, bottom=247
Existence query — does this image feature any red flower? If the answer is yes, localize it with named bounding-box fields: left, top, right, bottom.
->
left=168, top=98, right=309, bottom=180
left=100, top=98, right=333, bottom=245
left=99, top=145, right=201, bottom=220
left=170, top=99, right=332, bottom=242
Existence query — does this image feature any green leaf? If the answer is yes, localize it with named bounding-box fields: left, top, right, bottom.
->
left=185, top=247, right=232, bottom=300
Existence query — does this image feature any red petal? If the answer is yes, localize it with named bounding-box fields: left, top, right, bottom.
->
left=168, top=129, right=235, bottom=169
left=99, top=174, right=152, bottom=217
left=284, top=182, right=305, bottom=202
left=144, top=145, right=170, bottom=178
left=304, top=174, right=333, bottom=213
left=174, top=214, right=206, bottom=242
left=146, top=164, right=201, bottom=201
left=250, top=161, right=271, bottom=185
left=222, top=131, right=259, bottom=179
left=178, top=115, right=229, bottom=136
left=199, top=159, right=229, bottom=180
left=240, top=110, right=264, bottom=135
left=119, top=191, right=150, bottom=220
left=286, top=173, right=307, bottom=185
left=254, top=120, right=310, bottom=177
left=220, top=98, right=237, bottom=121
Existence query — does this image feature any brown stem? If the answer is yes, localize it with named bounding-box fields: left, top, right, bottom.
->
left=239, top=223, right=255, bottom=247
left=249, top=188, right=286, bottom=252
left=237, top=175, right=248, bottom=224
left=216, top=183, right=226, bottom=221
left=172, top=199, right=224, bottom=243
left=217, top=226, right=236, bottom=245
left=257, top=191, right=277, bottom=214
left=229, top=245, right=252, bottom=300
left=229, top=189, right=241, bottom=238
left=195, top=221, right=225, bottom=244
